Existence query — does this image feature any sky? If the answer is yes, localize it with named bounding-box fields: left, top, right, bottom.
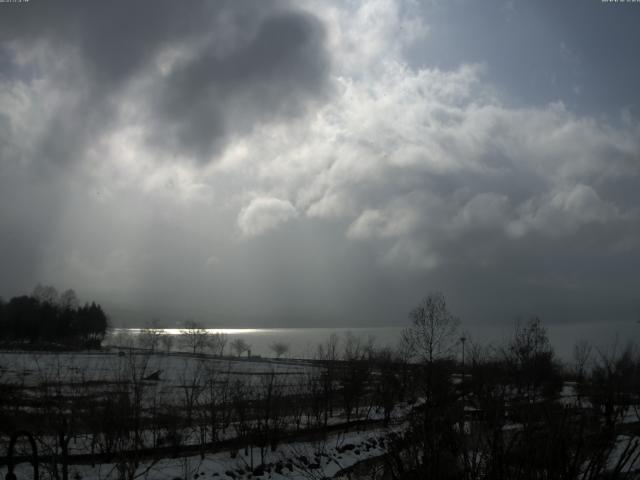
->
left=0, top=0, right=639, bottom=328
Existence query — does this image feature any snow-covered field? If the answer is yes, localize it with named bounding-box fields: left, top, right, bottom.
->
left=0, top=350, right=398, bottom=479
left=0, top=424, right=398, bottom=480
left=3, top=351, right=640, bottom=479
left=0, top=350, right=318, bottom=386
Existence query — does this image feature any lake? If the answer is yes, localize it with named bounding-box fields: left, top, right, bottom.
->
left=111, top=320, right=640, bottom=362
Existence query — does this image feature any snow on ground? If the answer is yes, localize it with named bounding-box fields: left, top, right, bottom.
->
left=0, top=425, right=399, bottom=480
left=0, top=350, right=417, bottom=471
left=0, top=351, right=318, bottom=386
left=4, top=353, right=640, bottom=478
left=0, top=351, right=321, bottom=409
left=604, top=435, right=640, bottom=475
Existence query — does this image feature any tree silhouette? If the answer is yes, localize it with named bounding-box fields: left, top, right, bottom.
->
left=402, top=292, right=460, bottom=364
left=269, top=341, right=290, bottom=359
left=231, top=338, right=251, bottom=357
left=0, top=286, right=109, bottom=348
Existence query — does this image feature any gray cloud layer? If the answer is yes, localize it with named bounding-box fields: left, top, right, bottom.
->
left=0, top=0, right=329, bottom=165
left=1, top=0, right=639, bottom=328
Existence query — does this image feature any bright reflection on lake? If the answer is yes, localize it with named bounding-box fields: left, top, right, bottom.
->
left=108, top=321, right=639, bottom=361
left=123, top=328, right=268, bottom=335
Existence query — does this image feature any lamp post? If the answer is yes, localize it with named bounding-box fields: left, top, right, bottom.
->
left=460, top=335, right=467, bottom=371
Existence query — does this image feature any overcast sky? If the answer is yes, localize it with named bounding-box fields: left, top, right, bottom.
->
left=1, top=0, right=639, bottom=328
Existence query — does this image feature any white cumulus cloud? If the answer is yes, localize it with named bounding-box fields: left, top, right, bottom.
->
left=237, top=197, right=298, bottom=237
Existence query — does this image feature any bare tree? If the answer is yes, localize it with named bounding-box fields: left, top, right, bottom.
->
left=138, top=320, right=163, bottom=352
left=505, top=316, right=560, bottom=402
left=113, top=329, right=136, bottom=350
left=372, top=347, right=402, bottom=425
left=587, top=343, right=638, bottom=429
left=269, top=341, right=290, bottom=359
left=178, top=358, right=205, bottom=432
left=59, top=289, right=79, bottom=310
left=316, top=333, right=339, bottom=361
left=573, top=339, right=592, bottom=381
left=231, top=338, right=251, bottom=357
left=180, top=320, right=211, bottom=355
left=159, top=333, right=174, bottom=353
left=33, top=354, right=87, bottom=480
left=402, top=292, right=460, bottom=364
left=230, top=378, right=251, bottom=459
left=211, top=332, right=228, bottom=357
left=316, top=334, right=340, bottom=426
left=254, top=366, right=286, bottom=464
left=342, top=332, right=365, bottom=361
left=393, top=293, right=465, bottom=479
left=32, top=284, right=59, bottom=305
left=202, top=362, right=231, bottom=443
left=339, top=354, right=370, bottom=422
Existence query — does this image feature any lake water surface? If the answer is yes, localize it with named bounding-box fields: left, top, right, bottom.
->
left=113, top=321, right=640, bottom=362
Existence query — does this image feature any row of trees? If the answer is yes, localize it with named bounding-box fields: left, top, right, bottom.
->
left=131, top=321, right=291, bottom=359
left=379, top=292, right=640, bottom=480
left=0, top=285, right=109, bottom=348
left=132, top=321, right=233, bottom=356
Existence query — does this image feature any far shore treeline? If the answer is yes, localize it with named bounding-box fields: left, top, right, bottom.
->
left=0, top=285, right=108, bottom=348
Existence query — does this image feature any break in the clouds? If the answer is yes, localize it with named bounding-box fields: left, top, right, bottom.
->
left=0, top=0, right=639, bottom=327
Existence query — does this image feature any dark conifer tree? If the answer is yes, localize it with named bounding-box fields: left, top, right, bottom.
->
left=0, top=287, right=109, bottom=348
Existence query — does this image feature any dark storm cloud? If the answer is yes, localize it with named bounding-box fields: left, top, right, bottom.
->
left=0, top=0, right=330, bottom=165
left=150, top=10, right=329, bottom=161
left=1, top=0, right=639, bottom=333
left=0, top=0, right=331, bottom=300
